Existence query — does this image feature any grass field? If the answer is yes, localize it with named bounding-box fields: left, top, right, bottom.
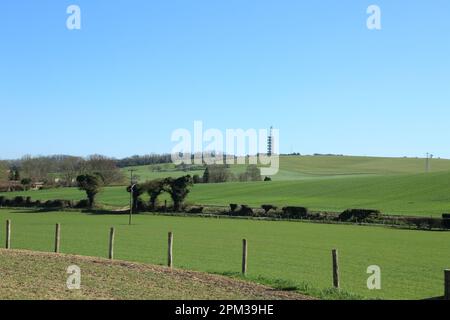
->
left=3, top=155, right=449, bottom=216
left=2, top=169, right=450, bottom=216
left=0, top=249, right=308, bottom=300
left=1, top=208, right=449, bottom=300
left=123, top=156, right=450, bottom=182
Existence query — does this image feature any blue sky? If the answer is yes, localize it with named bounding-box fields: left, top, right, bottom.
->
left=0, top=0, right=449, bottom=159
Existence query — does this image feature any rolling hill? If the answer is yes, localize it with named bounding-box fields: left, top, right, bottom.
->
left=2, top=156, right=450, bottom=216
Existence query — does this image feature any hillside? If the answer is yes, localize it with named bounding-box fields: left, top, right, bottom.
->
left=2, top=156, right=450, bottom=216
left=2, top=171, right=449, bottom=216
left=0, top=249, right=309, bottom=300
left=122, top=156, right=450, bottom=182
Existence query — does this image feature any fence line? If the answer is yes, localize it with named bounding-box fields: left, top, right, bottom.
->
left=3, top=219, right=450, bottom=299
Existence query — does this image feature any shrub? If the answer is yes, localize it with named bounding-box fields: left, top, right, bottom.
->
left=405, top=217, right=443, bottom=230
left=42, top=200, right=71, bottom=208
left=229, top=204, right=238, bottom=213
left=238, top=165, right=262, bottom=182
left=339, top=209, right=381, bottom=222
left=192, top=175, right=202, bottom=184
left=442, top=217, right=450, bottom=229
left=239, top=205, right=254, bottom=216
left=0, top=196, right=5, bottom=206
left=13, top=196, right=26, bottom=206
left=203, top=165, right=234, bottom=183
left=264, top=176, right=272, bottom=181
left=203, top=206, right=228, bottom=215
left=282, top=207, right=309, bottom=219
left=251, top=208, right=266, bottom=217
left=261, top=204, right=277, bottom=214
left=75, top=199, right=90, bottom=209
left=186, top=206, right=204, bottom=214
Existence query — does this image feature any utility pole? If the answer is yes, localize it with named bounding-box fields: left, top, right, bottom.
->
left=128, top=169, right=136, bottom=225
left=429, top=154, right=433, bottom=172
left=425, top=153, right=433, bottom=173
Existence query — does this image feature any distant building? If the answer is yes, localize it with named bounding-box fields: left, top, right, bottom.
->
left=31, top=182, right=44, bottom=191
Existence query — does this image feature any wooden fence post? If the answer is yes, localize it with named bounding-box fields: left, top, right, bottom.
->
left=5, top=220, right=11, bottom=249
left=445, top=269, right=450, bottom=300
left=332, top=249, right=340, bottom=289
left=54, top=223, right=61, bottom=253
left=242, top=239, right=248, bottom=275
left=109, top=227, right=115, bottom=260
left=168, top=232, right=173, bottom=268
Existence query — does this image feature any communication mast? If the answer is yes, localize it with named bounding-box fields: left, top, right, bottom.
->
left=267, top=126, right=274, bottom=156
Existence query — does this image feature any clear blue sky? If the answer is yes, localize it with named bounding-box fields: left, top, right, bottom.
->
left=1, top=0, right=449, bottom=159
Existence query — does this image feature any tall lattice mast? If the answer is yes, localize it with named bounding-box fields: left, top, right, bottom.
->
left=267, top=126, right=273, bottom=156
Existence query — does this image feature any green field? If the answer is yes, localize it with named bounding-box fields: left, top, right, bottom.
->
left=1, top=155, right=450, bottom=218
left=123, top=156, right=450, bottom=182
left=1, top=208, right=449, bottom=300
left=3, top=161, right=450, bottom=216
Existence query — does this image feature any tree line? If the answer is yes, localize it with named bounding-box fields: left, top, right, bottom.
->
left=77, top=173, right=193, bottom=211
left=0, top=155, right=125, bottom=187
left=199, top=164, right=264, bottom=183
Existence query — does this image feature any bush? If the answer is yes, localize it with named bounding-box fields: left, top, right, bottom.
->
left=0, top=196, right=5, bottom=206
left=186, top=206, right=204, bottom=214
left=43, top=200, right=71, bottom=208
left=13, top=196, right=26, bottom=206
left=264, top=176, right=272, bottom=181
left=75, top=199, right=90, bottom=209
left=238, top=165, right=262, bottom=182
left=282, top=207, right=309, bottom=219
left=203, top=207, right=228, bottom=215
left=261, top=204, right=277, bottom=214
left=230, top=204, right=238, bottom=213
left=405, top=217, right=443, bottom=230
left=442, top=218, right=450, bottom=229
left=203, top=165, right=234, bottom=183
left=339, top=209, right=381, bottom=222
left=192, top=175, right=202, bottom=184
left=239, top=205, right=254, bottom=216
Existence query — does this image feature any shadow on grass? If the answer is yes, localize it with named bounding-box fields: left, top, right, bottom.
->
left=212, top=271, right=367, bottom=300
left=423, top=296, right=444, bottom=300
left=10, top=208, right=130, bottom=215
left=82, top=209, right=130, bottom=215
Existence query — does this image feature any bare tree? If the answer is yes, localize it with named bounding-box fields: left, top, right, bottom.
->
left=60, top=156, right=84, bottom=186
left=0, top=161, right=8, bottom=182
left=84, top=155, right=125, bottom=185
